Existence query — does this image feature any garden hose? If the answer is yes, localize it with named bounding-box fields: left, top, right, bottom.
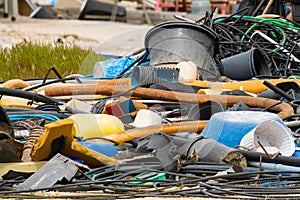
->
left=103, top=120, right=208, bottom=145
left=43, top=84, right=293, bottom=119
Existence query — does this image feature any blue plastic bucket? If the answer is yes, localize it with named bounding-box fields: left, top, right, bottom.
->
left=200, top=111, right=286, bottom=148
left=77, top=141, right=118, bottom=157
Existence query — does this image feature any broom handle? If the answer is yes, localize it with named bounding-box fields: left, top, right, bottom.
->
left=262, top=0, right=275, bottom=15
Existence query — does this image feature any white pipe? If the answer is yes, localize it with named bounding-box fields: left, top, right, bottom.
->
left=250, top=30, right=300, bottom=63
left=285, top=120, right=300, bottom=128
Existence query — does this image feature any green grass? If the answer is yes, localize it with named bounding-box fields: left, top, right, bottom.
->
left=0, top=40, right=104, bottom=82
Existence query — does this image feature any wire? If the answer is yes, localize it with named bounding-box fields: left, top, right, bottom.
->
left=8, top=114, right=60, bottom=122
left=0, top=88, right=63, bottom=104
left=42, top=66, right=66, bottom=84
left=284, top=42, right=298, bottom=78
left=23, top=76, right=77, bottom=91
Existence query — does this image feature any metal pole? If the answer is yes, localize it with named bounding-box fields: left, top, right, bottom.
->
left=4, top=0, right=8, bottom=18
left=11, top=0, right=18, bottom=21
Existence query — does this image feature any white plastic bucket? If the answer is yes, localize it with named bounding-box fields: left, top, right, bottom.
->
left=240, top=120, right=295, bottom=156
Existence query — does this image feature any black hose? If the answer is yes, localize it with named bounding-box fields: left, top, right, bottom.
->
left=0, top=88, right=63, bottom=104
left=24, top=76, right=77, bottom=91
left=263, top=80, right=295, bottom=102
left=252, top=0, right=267, bottom=16
left=42, top=66, right=65, bottom=84
left=240, top=150, right=300, bottom=167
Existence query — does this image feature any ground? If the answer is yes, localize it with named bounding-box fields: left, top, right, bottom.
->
left=0, top=16, right=151, bottom=56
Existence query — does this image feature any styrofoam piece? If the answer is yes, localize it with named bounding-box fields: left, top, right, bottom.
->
left=240, top=120, right=295, bottom=156
left=130, top=109, right=162, bottom=128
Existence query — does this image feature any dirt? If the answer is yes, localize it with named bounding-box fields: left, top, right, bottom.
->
left=0, top=16, right=151, bottom=56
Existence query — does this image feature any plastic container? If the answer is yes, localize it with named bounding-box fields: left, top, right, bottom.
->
left=130, top=109, right=163, bottom=128
left=77, top=141, right=118, bottom=157
left=177, top=61, right=198, bottom=83
left=220, top=48, right=272, bottom=80
left=240, top=120, right=295, bottom=156
left=93, top=56, right=136, bottom=79
left=131, top=65, right=179, bottom=86
left=70, top=114, right=125, bottom=139
left=200, top=111, right=286, bottom=148
left=144, top=21, right=220, bottom=81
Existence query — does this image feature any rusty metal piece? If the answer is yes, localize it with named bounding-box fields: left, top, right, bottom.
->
left=257, top=140, right=281, bottom=160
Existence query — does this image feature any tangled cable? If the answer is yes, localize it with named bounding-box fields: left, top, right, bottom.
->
left=213, top=15, right=300, bottom=78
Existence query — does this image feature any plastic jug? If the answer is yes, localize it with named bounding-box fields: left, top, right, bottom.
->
left=70, top=114, right=125, bottom=139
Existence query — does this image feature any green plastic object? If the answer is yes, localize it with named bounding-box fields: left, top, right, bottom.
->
left=128, top=172, right=166, bottom=185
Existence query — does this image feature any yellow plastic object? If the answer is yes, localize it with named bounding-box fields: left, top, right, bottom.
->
left=0, top=161, right=46, bottom=180
left=0, top=79, right=35, bottom=108
left=189, top=79, right=300, bottom=94
left=31, top=118, right=116, bottom=166
left=1, top=79, right=29, bottom=89
left=69, top=114, right=125, bottom=139
left=0, top=96, right=35, bottom=109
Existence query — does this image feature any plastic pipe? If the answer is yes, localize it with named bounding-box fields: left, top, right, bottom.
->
left=44, top=84, right=293, bottom=119
left=248, top=161, right=300, bottom=172
left=251, top=30, right=299, bottom=61
left=103, top=120, right=207, bottom=145
left=240, top=150, right=300, bottom=167
left=189, top=79, right=300, bottom=94
left=285, top=121, right=300, bottom=128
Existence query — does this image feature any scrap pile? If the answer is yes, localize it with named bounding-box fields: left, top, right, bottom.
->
left=2, top=7, right=300, bottom=199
